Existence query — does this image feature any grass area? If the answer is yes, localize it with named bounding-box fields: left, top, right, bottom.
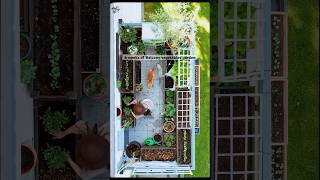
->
left=287, top=0, right=319, bottom=179
left=144, top=3, right=211, bottom=177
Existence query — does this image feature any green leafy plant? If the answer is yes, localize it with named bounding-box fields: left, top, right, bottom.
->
left=43, top=145, right=69, bottom=170
left=86, top=74, right=106, bottom=96
left=42, top=108, right=70, bottom=132
left=122, top=119, right=133, bottom=128
left=135, top=83, right=143, bottom=92
left=119, top=26, right=137, bottom=43
left=183, top=129, right=188, bottom=162
left=125, top=61, right=130, bottom=90
left=163, top=133, right=176, bottom=147
left=123, top=107, right=132, bottom=116
left=48, top=0, right=61, bottom=90
left=20, top=59, right=37, bottom=85
left=165, top=90, right=174, bottom=104
left=116, top=80, right=121, bottom=89
left=122, top=95, right=133, bottom=105
left=149, top=3, right=198, bottom=51
left=134, top=41, right=145, bottom=55
left=156, top=44, right=166, bottom=55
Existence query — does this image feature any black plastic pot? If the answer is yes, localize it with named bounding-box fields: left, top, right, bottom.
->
left=20, top=33, right=31, bottom=61
left=21, top=144, right=37, bottom=175
left=125, top=141, right=141, bottom=158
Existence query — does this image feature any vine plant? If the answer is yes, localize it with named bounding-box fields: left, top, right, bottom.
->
left=183, top=129, right=188, bottom=163
left=125, top=60, right=129, bottom=90
left=48, top=0, right=61, bottom=90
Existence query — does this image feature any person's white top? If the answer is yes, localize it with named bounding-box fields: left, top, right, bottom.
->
left=141, top=99, right=154, bottom=111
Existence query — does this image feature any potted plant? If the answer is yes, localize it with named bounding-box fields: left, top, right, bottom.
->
left=83, top=73, right=106, bottom=99
left=153, top=133, right=162, bottom=144
left=163, top=133, right=176, bottom=147
left=135, top=83, right=143, bottom=92
left=21, top=144, right=38, bottom=175
left=128, top=44, right=138, bottom=55
left=119, top=26, right=137, bottom=43
left=43, top=145, right=70, bottom=170
left=156, top=44, right=166, bottom=55
left=163, top=120, right=176, bottom=133
left=42, top=108, right=70, bottom=133
left=125, top=141, right=141, bottom=158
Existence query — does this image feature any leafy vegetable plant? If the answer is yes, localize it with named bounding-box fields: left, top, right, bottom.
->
left=43, top=145, right=69, bottom=170
left=20, top=59, right=37, bottom=85
left=123, top=107, right=132, bottom=116
left=122, top=95, right=133, bottom=105
left=119, top=26, right=137, bottom=43
left=42, top=108, right=70, bottom=132
left=163, top=133, right=176, bottom=147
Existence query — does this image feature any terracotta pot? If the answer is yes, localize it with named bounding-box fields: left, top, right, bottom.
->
left=117, top=107, right=122, bottom=117
left=163, top=120, right=176, bottom=133
left=83, top=74, right=106, bottom=99
left=132, top=103, right=146, bottom=116
left=21, top=144, right=37, bottom=175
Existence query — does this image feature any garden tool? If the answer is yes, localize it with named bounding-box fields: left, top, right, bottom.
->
left=144, top=137, right=160, bottom=146
left=147, top=67, right=154, bottom=89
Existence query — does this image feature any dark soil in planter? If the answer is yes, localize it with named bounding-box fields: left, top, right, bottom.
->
left=36, top=100, right=77, bottom=179
left=20, top=34, right=30, bottom=59
left=33, top=0, right=74, bottom=96
left=272, top=81, right=284, bottom=143
left=135, top=61, right=141, bottom=84
left=154, top=134, right=162, bottom=142
left=217, top=97, right=230, bottom=117
left=233, top=96, right=245, bottom=117
left=165, top=76, right=174, bottom=89
left=81, top=0, right=100, bottom=72
left=177, top=129, right=191, bottom=164
left=121, top=60, right=134, bottom=92
left=141, top=147, right=176, bottom=161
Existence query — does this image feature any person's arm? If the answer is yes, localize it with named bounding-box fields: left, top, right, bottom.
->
left=127, top=99, right=138, bottom=105
left=50, top=120, right=87, bottom=139
left=67, top=156, right=107, bottom=180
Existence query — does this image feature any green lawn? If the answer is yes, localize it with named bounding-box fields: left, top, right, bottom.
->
left=287, top=0, right=319, bottom=179
left=144, top=3, right=211, bottom=177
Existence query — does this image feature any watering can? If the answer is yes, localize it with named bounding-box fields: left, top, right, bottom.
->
left=144, top=137, right=160, bottom=146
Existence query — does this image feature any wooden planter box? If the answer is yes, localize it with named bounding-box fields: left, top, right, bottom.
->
left=141, top=147, right=177, bottom=161
left=33, top=0, right=80, bottom=99
left=271, top=12, right=288, bottom=79
left=20, top=0, right=30, bottom=32
left=34, top=100, right=79, bottom=180
left=271, top=80, right=288, bottom=144
left=177, top=129, right=191, bottom=164
left=272, top=145, right=287, bottom=180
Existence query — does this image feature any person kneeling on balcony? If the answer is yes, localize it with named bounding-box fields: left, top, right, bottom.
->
left=128, top=98, right=154, bottom=119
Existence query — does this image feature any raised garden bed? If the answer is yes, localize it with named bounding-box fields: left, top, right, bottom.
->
left=121, top=94, right=136, bottom=128
left=35, top=100, right=77, bottom=179
left=33, top=0, right=75, bottom=96
left=20, top=33, right=32, bottom=60
left=120, top=60, right=135, bottom=93
left=141, top=147, right=177, bottom=161
left=272, top=145, right=286, bottom=180
left=80, top=0, right=100, bottom=72
left=271, top=14, right=287, bottom=77
left=20, top=0, right=29, bottom=32
left=177, top=129, right=191, bottom=164
left=272, top=81, right=287, bottom=143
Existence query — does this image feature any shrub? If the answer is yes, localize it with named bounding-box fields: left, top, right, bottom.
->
left=43, top=145, right=69, bottom=170
left=119, top=26, right=137, bottom=43
left=20, top=59, right=36, bottom=85
left=42, top=108, right=70, bottom=132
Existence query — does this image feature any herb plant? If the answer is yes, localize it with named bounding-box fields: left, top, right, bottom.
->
left=135, top=83, right=143, bottom=92
left=122, top=95, right=132, bottom=105
left=48, top=0, right=61, bottom=90
left=122, top=119, right=133, bottom=128
left=123, top=107, right=132, bottom=116
left=43, top=145, right=69, bottom=170
left=116, top=80, right=121, bottom=89
left=119, top=26, right=137, bottom=43
left=86, top=74, right=105, bottom=96
left=42, top=108, right=70, bottom=132
left=183, top=129, right=188, bottom=162
left=20, top=59, right=37, bottom=85
left=125, top=61, right=129, bottom=90
left=163, top=133, right=176, bottom=147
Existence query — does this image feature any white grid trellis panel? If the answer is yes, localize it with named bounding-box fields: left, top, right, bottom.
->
left=218, top=0, right=265, bottom=82
left=177, top=48, right=191, bottom=88
left=215, top=94, right=262, bottom=180
left=176, top=89, right=192, bottom=129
